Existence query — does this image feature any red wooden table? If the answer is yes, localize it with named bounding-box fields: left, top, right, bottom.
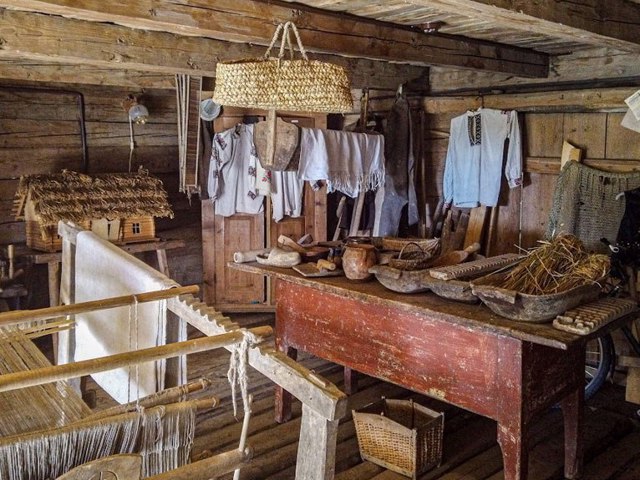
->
left=230, top=262, right=627, bottom=480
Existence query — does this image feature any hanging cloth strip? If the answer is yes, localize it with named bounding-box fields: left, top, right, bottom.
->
left=546, top=161, right=640, bottom=253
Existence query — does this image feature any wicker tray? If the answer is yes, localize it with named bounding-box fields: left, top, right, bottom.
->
left=470, top=272, right=602, bottom=323
left=353, top=398, right=444, bottom=479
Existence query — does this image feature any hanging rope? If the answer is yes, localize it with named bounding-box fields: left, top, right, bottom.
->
left=227, top=330, right=260, bottom=419
left=127, top=295, right=140, bottom=404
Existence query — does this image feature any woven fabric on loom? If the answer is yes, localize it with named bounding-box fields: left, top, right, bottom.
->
left=73, top=231, right=184, bottom=404
left=546, top=161, right=640, bottom=253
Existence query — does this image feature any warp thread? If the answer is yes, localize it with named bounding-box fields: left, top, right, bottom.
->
left=0, top=403, right=197, bottom=480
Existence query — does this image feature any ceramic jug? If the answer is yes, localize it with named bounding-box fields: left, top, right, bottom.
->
left=342, top=243, right=377, bottom=281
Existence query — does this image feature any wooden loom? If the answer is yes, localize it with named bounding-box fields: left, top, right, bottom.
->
left=0, top=221, right=347, bottom=480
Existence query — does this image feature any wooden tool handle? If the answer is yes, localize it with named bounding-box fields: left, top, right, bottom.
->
left=277, top=235, right=307, bottom=254
left=465, top=242, right=481, bottom=253
left=316, top=259, right=336, bottom=271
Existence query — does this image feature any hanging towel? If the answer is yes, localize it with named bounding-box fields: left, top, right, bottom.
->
left=74, top=231, right=182, bottom=404
left=298, top=128, right=385, bottom=198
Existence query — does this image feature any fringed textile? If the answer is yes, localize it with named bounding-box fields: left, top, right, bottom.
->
left=298, top=127, right=385, bottom=198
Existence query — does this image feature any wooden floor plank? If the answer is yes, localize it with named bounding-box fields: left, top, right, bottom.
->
left=583, top=430, right=640, bottom=480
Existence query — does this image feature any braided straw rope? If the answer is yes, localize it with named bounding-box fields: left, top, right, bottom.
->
left=212, top=22, right=353, bottom=113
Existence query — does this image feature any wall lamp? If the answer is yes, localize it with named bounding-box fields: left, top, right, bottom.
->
left=122, top=95, right=149, bottom=172
left=124, top=94, right=149, bottom=125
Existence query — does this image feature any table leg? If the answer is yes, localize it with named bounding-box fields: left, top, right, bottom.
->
left=560, top=386, right=584, bottom=479
left=344, top=367, right=358, bottom=395
left=497, top=420, right=529, bottom=480
left=275, top=343, right=297, bottom=423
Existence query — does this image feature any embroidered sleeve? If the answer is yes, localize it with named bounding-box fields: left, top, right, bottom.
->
left=207, top=131, right=233, bottom=202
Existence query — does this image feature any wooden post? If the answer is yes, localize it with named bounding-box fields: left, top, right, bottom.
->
left=295, top=404, right=340, bottom=480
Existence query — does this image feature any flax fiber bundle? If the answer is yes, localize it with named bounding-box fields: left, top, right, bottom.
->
left=490, top=234, right=609, bottom=295
left=212, top=22, right=353, bottom=113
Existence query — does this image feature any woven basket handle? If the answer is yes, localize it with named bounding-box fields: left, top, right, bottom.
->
left=398, top=242, right=424, bottom=260
left=264, top=21, right=309, bottom=61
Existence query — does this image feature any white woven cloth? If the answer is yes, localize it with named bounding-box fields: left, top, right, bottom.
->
left=298, top=128, right=385, bottom=198
left=74, top=231, right=182, bottom=404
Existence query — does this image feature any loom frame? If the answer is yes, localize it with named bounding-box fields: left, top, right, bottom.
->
left=53, top=220, right=347, bottom=480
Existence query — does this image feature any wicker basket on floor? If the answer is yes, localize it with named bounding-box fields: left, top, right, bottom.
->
left=353, top=398, right=444, bottom=479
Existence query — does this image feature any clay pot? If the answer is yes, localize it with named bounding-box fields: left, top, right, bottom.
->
left=342, top=244, right=377, bottom=281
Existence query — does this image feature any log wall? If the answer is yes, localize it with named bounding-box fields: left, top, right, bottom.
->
left=421, top=87, right=640, bottom=255
left=0, top=83, right=201, bottom=306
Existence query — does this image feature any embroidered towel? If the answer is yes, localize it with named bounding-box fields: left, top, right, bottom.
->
left=298, top=128, right=385, bottom=198
left=74, top=231, right=182, bottom=404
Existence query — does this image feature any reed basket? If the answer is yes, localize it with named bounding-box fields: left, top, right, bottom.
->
left=212, top=22, right=353, bottom=113
left=353, top=398, right=444, bottom=478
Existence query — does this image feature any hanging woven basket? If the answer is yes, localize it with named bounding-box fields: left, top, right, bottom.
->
left=212, top=22, right=353, bottom=113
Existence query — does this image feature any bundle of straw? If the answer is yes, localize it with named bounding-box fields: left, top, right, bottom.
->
left=496, top=234, right=609, bottom=295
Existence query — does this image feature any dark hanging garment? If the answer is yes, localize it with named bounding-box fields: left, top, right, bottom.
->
left=616, top=187, right=640, bottom=267
left=373, top=95, right=419, bottom=236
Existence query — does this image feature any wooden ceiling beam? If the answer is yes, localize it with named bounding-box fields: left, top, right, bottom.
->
left=405, top=0, right=640, bottom=53
left=0, top=9, right=426, bottom=90
left=0, top=0, right=548, bottom=77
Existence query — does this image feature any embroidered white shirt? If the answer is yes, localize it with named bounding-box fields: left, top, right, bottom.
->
left=207, top=124, right=265, bottom=217
left=443, top=108, right=522, bottom=207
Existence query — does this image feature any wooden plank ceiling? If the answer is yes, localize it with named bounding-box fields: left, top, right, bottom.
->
left=0, top=0, right=637, bottom=87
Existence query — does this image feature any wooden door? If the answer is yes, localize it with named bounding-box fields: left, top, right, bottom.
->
left=202, top=200, right=266, bottom=309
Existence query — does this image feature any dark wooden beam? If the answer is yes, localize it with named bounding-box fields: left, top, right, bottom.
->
left=0, top=0, right=548, bottom=77
left=0, top=60, right=176, bottom=89
left=407, top=0, right=640, bottom=53
left=0, top=9, right=426, bottom=90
